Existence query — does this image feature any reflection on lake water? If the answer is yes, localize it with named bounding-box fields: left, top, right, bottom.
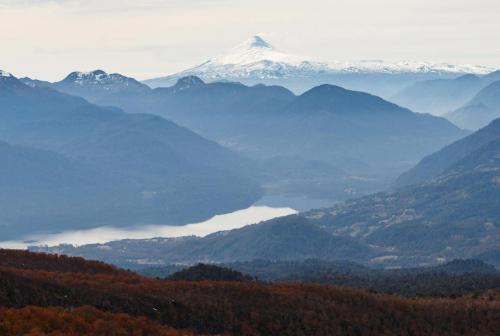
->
left=0, top=205, right=297, bottom=249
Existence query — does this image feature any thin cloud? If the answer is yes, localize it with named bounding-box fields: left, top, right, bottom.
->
left=1, top=0, right=499, bottom=81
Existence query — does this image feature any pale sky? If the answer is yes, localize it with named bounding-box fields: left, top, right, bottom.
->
left=1, top=0, right=499, bottom=81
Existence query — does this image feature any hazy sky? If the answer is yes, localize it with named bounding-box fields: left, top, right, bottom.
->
left=1, top=0, right=499, bottom=81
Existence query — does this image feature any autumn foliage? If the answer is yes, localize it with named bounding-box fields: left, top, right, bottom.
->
left=0, top=306, right=195, bottom=336
left=0, top=249, right=499, bottom=335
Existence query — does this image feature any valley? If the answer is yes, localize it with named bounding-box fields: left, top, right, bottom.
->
left=1, top=3, right=500, bottom=333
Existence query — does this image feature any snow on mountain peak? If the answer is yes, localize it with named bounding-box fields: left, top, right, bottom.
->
left=62, top=70, right=140, bottom=87
left=326, top=59, right=493, bottom=75
left=144, top=36, right=495, bottom=89
left=173, top=36, right=493, bottom=82
left=183, top=36, right=329, bottom=80
left=63, top=70, right=104, bottom=83
left=215, top=36, right=321, bottom=66
left=0, top=70, right=13, bottom=78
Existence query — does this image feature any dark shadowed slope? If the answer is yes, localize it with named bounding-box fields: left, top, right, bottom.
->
left=0, top=140, right=137, bottom=238
left=395, top=117, right=500, bottom=187
left=304, top=137, right=500, bottom=267
left=0, top=71, right=261, bottom=239
left=168, top=263, right=254, bottom=282
left=275, top=84, right=466, bottom=168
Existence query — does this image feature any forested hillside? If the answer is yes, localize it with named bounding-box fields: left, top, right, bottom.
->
left=143, top=259, right=500, bottom=298
left=0, top=250, right=499, bottom=335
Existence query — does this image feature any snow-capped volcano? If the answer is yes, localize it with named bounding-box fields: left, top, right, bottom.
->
left=145, top=36, right=492, bottom=85
left=145, top=36, right=330, bottom=88
left=191, top=35, right=330, bottom=80
left=144, top=36, right=496, bottom=96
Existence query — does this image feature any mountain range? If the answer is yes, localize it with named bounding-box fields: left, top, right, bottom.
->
left=38, top=115, right=500, bottom=268
left=391, top=72, right=500, bottom=115
left=0, top=71, right=261, bottom=239
left=303, top=119, right=500, bottom=267
left=143, top=36, right=493, bottom=97
left=20, top=69, right=150, bottom=107
left=22, top=69, right=467, bottom=200
left=389, top=70, right=500, bottom=131
left=7, top=61, right=499, bottom=267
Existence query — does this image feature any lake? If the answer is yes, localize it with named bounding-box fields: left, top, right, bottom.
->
left=0, top=205, right=297, bottom=249
left=0, top=195, right=334, bottom=249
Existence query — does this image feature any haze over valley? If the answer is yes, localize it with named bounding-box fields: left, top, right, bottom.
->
left=3, top=29, right=500, bottom=272
left=1, top=1, right=500, bottom=334
left=3, top=31, right=500, bottom=266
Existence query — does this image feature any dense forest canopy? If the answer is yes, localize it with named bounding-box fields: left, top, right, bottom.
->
left=0, top=250, right=499, bottom=335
